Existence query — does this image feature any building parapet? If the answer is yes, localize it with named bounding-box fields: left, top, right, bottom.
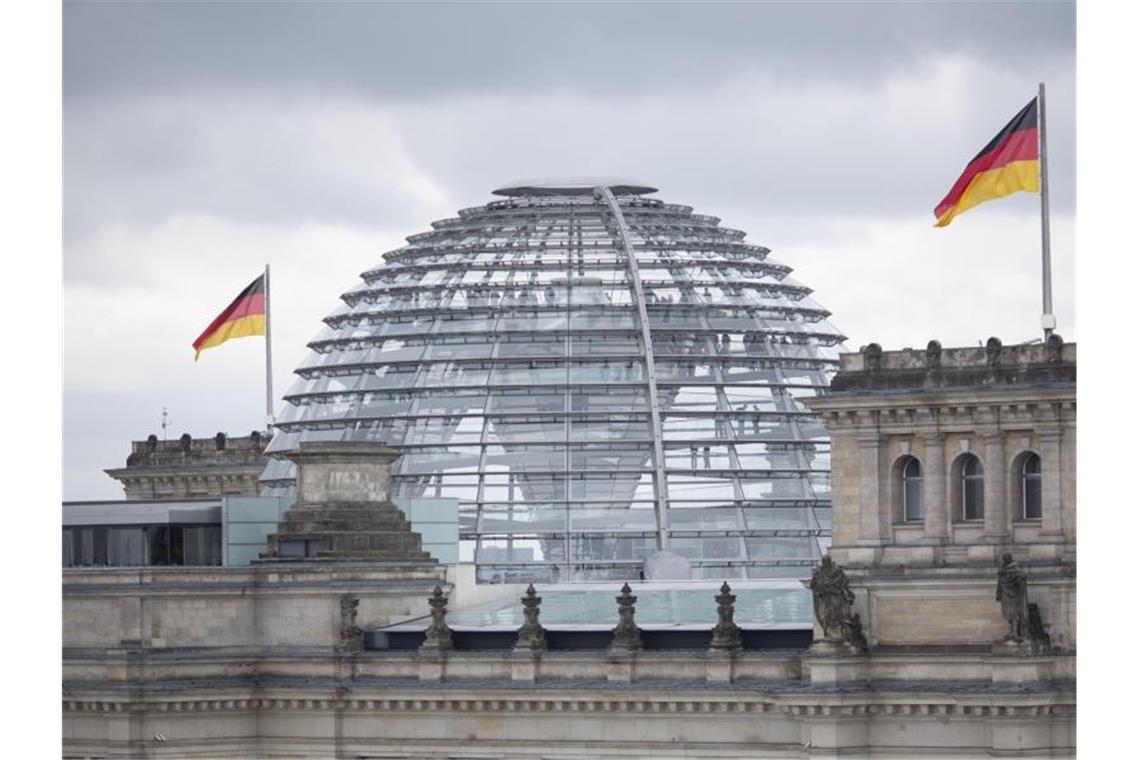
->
left=831, top=336, right=1075, bottom=394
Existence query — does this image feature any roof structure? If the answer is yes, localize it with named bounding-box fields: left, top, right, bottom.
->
left=262, top=181, right=846, bottom=584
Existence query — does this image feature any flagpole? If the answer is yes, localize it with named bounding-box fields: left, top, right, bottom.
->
left=264, top=263, right=275, bottom=429
left=1038, top=82, right=1056, bottom=341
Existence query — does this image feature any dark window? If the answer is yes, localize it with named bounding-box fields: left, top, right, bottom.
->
left=962, top=455, right=984, bottom=521
left=148, top=526, right=172, bottom=565
left=1022, top=453, right=1042, bottom=520
left=901, top=456, right=924, bottom=522
left=108, top=527, right=147, bottom=566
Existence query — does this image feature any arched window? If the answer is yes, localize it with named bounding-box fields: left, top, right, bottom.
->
left=901, top=456, right=924, bottom=522
left=1021, top=453, right=1042, bottom=520
left=960, top=454, right=985, bottom=521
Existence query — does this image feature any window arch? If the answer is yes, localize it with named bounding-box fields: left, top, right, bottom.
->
left=956, top=454, right=985, bottom=521
left=1017, top=452, right=1042, bottom=520
left=897, top=455, right=924, bottom=522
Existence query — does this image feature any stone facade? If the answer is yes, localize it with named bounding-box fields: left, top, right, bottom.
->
left=804, top=337, right=1076, bottom=653
left=105, top=431, right=270, bottom=499
left=63, top=376, right=1077, bottom=758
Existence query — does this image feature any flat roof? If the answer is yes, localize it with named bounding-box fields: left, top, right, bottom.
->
left=493, top=177, right=658, bottom=197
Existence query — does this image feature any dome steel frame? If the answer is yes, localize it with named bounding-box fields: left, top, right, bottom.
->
left=263, top=183, right=846, bottom=584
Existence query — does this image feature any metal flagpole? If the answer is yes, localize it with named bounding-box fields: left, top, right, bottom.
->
left=264, top=263, right=275, bottom=429
left=1038, top=82, right=1056, bottom=341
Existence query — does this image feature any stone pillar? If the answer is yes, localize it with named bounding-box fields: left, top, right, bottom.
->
left=1038, top=429, right=1064, bottom=539
left=855, top=432, right=884, bottom=545
left=983, top=432, right=1009, bottom=541
left=922, top=432, right=948, bottom=541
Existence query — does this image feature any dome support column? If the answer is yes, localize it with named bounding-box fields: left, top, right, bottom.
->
left=595, top=185, right=670, bottom=550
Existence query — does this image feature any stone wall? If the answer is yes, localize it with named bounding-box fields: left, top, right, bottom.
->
left=62, top=643, right=1074, bottom=759
left=63, top=564, right=447, bottom=650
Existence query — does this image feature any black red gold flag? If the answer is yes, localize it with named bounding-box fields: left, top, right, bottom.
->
left=933, top=98, right=1040, bottom=227
left=192, top=275, right=267, bottom=360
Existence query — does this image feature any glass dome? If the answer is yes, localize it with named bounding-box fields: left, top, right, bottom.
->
left=262, top=180, right=846, bottom=583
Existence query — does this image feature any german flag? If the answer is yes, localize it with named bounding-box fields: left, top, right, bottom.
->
left=192, top=274, right=266, bottom=360
left=933, top=97, right=1040, bottom=227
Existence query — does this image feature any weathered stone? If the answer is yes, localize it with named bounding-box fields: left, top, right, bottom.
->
left=996, top=552, right=1029, bottom=642
left=808, top=557, right=866, bottom=654
left=608, top=583, right=642, bottom=652
left=514, top=584, right=547, bottom=651
left=261, top=442, right=434, bottom=563
left=420, top=585, right=453, bottom=651
left=105, top=430, right=270, bottom=499
left=337, top=595, right=363, bottom=651
left=708, top=582, right=742, bottom=651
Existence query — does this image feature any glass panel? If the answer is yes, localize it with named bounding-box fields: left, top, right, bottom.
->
left=904, top=477, right=924, bottom=522
left=1023, top=475, right=1042, bottom=519
left=184, top=526, right=222, bottom=566
left=964, top=475, right=985, bottom=520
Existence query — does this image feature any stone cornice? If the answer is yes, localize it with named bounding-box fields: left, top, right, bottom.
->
left=61, top=683, right=1076, bottom=719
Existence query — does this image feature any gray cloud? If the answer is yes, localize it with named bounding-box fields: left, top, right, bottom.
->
left=62, top=1, right=1076, bottom=500
left=65, top=1, right=1074, bottom=100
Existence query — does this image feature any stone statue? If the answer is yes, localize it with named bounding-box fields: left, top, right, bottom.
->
left=996, top=553, right=1029, bottom=642
left=863, top=343, right=883, bottom=371
left=709, top=582, right=742, bottom=651
left=420, top=586, right=453, bottom=651
left=809, top=556, right=867, bottom=653
left=985, top=336, right=1003, bottom=366
left=1026, top=603, right=1052, bottom=654
left=925, top=340, right=942, bottom=369
left=609, top=583, right=643, bottom=651
left=845, top=612, right=869, bottom=653
left=1046, top=333, right=1065, bottom=362
left=337, top=595, right=363, bottom=651
left=514, top=584, right=547, bottom=651
left=810, top=555, right=855, bottom=640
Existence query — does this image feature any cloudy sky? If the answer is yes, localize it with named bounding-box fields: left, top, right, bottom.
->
left=63, top=0, right=1075, bottom=500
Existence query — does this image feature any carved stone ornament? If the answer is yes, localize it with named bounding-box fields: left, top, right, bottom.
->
left=609, top=583, right=643, bottom=651
left=420, top=586, right=454, bottom=651
left=996, top=553, right=1029, bottom=642
left=863, top=343, right=883, bottom=371
left=809, top=556, right=867, bottom=653
left=337, top=595, right=363, bottom=651
left=709, top=582, right=743, bottom=651
left=514, top=584, right=547, bottom=651
left=985, top=336, right=1003, bottom=366
left=1046, top=333, right=1064, bottom=362
left=925, top=339, right=943, bottom=369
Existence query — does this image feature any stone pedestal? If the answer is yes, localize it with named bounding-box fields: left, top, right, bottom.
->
left=807, top=652, right=868, bottom=686
left=704, top=651, right=735, bottom=683
left=260, top=442, right=434, bottom=563
left=510, top=651, right=540, bottom=683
